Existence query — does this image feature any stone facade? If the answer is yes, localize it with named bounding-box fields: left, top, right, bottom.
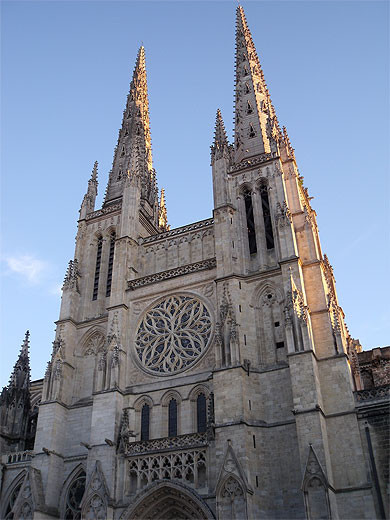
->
left=1, top=7, right=388, bottom=520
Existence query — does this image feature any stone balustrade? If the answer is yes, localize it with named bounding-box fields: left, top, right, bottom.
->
left=124, top=432, right=208, bottom=457
left=354, top=384, right=390, bottom=403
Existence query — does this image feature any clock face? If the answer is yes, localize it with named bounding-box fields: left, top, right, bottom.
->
left=134, top=294, right=213, bottom=375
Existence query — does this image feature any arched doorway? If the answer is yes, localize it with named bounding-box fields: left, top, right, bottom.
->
left=122, top=481, right=214, bottom=520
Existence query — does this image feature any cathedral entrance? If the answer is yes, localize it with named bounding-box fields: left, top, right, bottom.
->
left=122, top=481, right=214, bottom=520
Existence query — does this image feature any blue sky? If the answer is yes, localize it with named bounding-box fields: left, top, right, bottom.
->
left=1, top=0, right=389, bottom=386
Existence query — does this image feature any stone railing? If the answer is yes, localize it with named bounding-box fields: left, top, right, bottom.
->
left=124, top=432, right=208, bottom=457
left=354, top=384, right=390, bottom=403
left=6, top=450, right=33, bottom=464
left=85, top=202, right=122, bottom=221
left=141, top=218, right=214, bottom=245
left=228, top=151, right=279, bottom=173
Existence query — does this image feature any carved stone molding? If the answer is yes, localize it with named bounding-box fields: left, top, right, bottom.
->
left=124, top=432, right=208, bottom=456
left=85, top=203, right=122, bottom=221
left=141, top=218, right=214, bottom=245
left=127, top=258, right=216, bottom=290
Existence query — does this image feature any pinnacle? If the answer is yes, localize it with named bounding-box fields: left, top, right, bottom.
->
left=91, top=161, right=98, bottom=182
left=8, top=330, right=31, bottom=389
left=214, top=109, right=229, bottom=147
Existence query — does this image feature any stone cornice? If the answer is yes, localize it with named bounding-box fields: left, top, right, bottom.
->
left=127, top=258, right=216, bottom=290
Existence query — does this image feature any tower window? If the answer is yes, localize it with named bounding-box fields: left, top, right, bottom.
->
left=120, top=145, right=125, bottom=157
left=92, top=236, right=103, bottom=300
left=106, top=231, right=116, bottom=297
left=168, top=398, right=178, bottom=437
left=245, top=83, right=250, bottom=94
left=197, top=393, right=207, bottom=433
left=276, top=341, right=285, bottom=349
left=141, top=403, right=150, bottom=441
left=249, top=123, right=255, bottom=138
left=244, top=189, right=257, bottom=254
left=247, top=101, right=253, bottom=114
left=260, top=184, right=275, bottom=249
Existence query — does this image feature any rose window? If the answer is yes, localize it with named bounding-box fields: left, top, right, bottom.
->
left=135, top=295, right=212, bottom=374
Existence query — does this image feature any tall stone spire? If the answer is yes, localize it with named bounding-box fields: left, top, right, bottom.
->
left=8, top=330, right=31, bottom=390
left=234, top=6, right=281, bottom=163
left=104, top=46, right=158, bottom=213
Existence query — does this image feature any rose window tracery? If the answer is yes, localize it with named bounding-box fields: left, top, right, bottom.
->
left=135, top=295, right=212, bottom=374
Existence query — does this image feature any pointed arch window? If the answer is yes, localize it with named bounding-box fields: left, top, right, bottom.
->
left=141, top=403, right=150, bottom=441
left=246, top=101, right=253, bottom=114
left=244, top=189, right=257, bottom=255
left=168, top=398, right=178, bottom=437
left=106, top=231, right=116, bottom=297
left=92, top=236, right=103, bottom=300
left=243, top=66, right=249, bottom=77
left=260, top=184, right=275, bottom=249
left=4, top=480, right=23, bottom=519
left=197, top=393, right=207, bottom=433
left=64, top=471, right=86, bottom=519
left=120, top=145, right=125, bottom=157
left=245, top=83, right=250, bottom=94
left=242, top=53, right=247, bottom=62
left=249, top=123, right=256, bottom=138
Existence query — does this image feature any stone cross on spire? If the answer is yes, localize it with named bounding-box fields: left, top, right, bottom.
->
left=234, top=5, right=281, bottom=163
left=104, top=46, right=158, bottom=213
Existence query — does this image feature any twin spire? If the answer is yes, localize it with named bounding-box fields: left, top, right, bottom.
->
left=213, top=6, right=284, bottom=164
left=104, top=46, right=158, bottom=218
left=100, top=6, right=285, bottom=226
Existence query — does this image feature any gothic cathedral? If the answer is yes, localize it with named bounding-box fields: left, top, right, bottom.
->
left=1, top=6, right=389, bottom=520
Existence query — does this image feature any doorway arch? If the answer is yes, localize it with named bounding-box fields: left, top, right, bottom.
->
left=121, top=480, right=214, bottom=519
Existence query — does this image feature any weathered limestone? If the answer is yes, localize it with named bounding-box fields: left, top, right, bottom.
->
left=0, top=6, right=386, bottom=520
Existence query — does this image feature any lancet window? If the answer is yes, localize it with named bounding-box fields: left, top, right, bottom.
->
left=92, top=236, right=103, bottom=300
left=64, top=471, right=86, bottom=519
left=106, top=231, right=116, bottom=297
left=243, top=189, right=257, bottom=255
left=197, top=393, right=207, bottom=433
left=141, top=403, right=150, bottom=441
left=4, top=480, right=23, bottom=519
left=260, top=184, right=274, bottom=249
left=168, top=399, right=178, bottom=437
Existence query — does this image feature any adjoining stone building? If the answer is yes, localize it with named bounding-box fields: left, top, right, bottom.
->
left=1, top=6, right=388, bottom=519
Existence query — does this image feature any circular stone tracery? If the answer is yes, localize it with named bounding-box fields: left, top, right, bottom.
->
left=135, top=295, right=212, bottom=375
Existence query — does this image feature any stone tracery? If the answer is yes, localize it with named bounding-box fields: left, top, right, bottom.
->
left=135, top=295, right=212, bottom=374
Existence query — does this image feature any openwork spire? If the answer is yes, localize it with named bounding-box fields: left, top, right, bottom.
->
left=8, top=331, right=31, bottom=390
left=104, top=46, right=158, bottom=213
left=211, top=109, right=230, bottom=161
left=158, top=188, right=170, bottom=231
left=234, top=6, right=281, bottom=162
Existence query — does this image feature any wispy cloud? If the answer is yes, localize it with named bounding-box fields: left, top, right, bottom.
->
left=5, top=255, right=47, bottom=284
